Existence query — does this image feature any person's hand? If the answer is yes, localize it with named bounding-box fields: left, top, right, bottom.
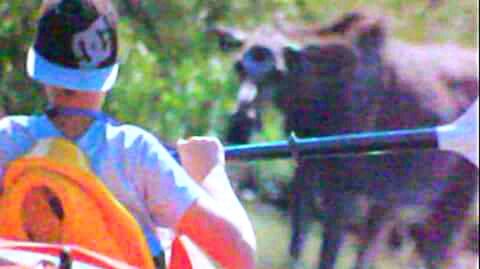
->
left=176, top=137, right=226, bottom=182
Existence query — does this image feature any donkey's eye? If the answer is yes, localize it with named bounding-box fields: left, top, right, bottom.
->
left=248, top=46, right=274, bottom=62
left=220, top=34, right=243, bottom=51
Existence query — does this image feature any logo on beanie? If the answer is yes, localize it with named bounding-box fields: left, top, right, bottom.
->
left=72, top=16, right=113, bottom=68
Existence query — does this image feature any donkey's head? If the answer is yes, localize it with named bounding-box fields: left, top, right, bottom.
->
left=211, top=12, right=388, bottom=143
left=210, top=21, right=305, bottom=144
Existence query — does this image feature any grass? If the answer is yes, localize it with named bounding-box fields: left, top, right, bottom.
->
left=230, top=1, right=479, bottom=267
left=246, top=201, right=479, bottom=269
left=247, top=202, right=370, bottom=269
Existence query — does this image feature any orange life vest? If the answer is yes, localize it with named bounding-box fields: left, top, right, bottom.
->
left=0, top=138, right=155, bottom=269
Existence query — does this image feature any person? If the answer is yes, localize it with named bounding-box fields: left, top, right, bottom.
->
left=0, top=0, right=256, bottom=268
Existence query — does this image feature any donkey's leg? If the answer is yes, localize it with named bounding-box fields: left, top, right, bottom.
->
left=415, top=162, right=478, bottom=269
left=289, top=164, right=315, bottom=266
left=317, top=193, right=351, bottom=269
left=353, top=202, right=394, bottom=269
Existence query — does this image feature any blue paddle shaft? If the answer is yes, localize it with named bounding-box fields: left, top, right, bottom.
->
left=224, top=127, right=439, bottom=161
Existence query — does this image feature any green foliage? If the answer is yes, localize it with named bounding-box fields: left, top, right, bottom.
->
left=0, top=1, right=44, bottom=115
left=0, top=0, right=478, bottom=267
left=0, top=0, right=477, bottom=167
left=1, top=0, right=477, bottom=193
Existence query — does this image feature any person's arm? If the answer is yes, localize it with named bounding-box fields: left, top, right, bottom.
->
left=176, top=137, right=256, bottom=269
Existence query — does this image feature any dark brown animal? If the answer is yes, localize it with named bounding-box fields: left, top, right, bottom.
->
left=212, top=11, right=479, bottom=269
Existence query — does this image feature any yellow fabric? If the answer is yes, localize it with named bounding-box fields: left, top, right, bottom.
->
left=0, top=138, right=155, bottom=269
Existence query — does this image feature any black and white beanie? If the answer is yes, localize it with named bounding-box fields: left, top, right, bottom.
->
left=27, top=0, right=119, bottom=92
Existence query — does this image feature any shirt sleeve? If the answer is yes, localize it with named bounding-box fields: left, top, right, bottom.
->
left=0, top=116, right=33, bottom=187
left=136, top=134, right=207, bottom=229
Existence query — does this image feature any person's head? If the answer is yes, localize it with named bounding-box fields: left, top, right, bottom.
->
left=27, top=0, right=119, bottom=109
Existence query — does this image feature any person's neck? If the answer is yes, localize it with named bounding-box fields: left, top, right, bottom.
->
left=48, top=107, right=99, bottom=140
left=53, top=115, right=94, bottom=140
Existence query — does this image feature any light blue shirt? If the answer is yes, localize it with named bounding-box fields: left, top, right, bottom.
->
left=0, top=114, right=206, bottom=256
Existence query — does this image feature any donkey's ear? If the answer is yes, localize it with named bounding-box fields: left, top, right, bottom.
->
left=320, top=11, right=387, bottom=51
left=206, top=26, right=246, bottom=52
left=323, top=11, right=365, bottom=34
left=352, top=17, right=386, bottom=51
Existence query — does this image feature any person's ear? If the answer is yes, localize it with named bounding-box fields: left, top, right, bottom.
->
left=44, top=86, right=58, bottom=104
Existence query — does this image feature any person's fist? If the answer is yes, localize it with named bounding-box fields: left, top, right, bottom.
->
left=176, top=137, right=225, bottom=182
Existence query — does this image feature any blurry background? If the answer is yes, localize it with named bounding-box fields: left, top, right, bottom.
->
left=1, top=1, right=478, bottom=268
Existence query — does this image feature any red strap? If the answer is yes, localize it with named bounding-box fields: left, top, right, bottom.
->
left=168, top=237, right=192, bottom=269
left=0, top=240, right=134, bottom=269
